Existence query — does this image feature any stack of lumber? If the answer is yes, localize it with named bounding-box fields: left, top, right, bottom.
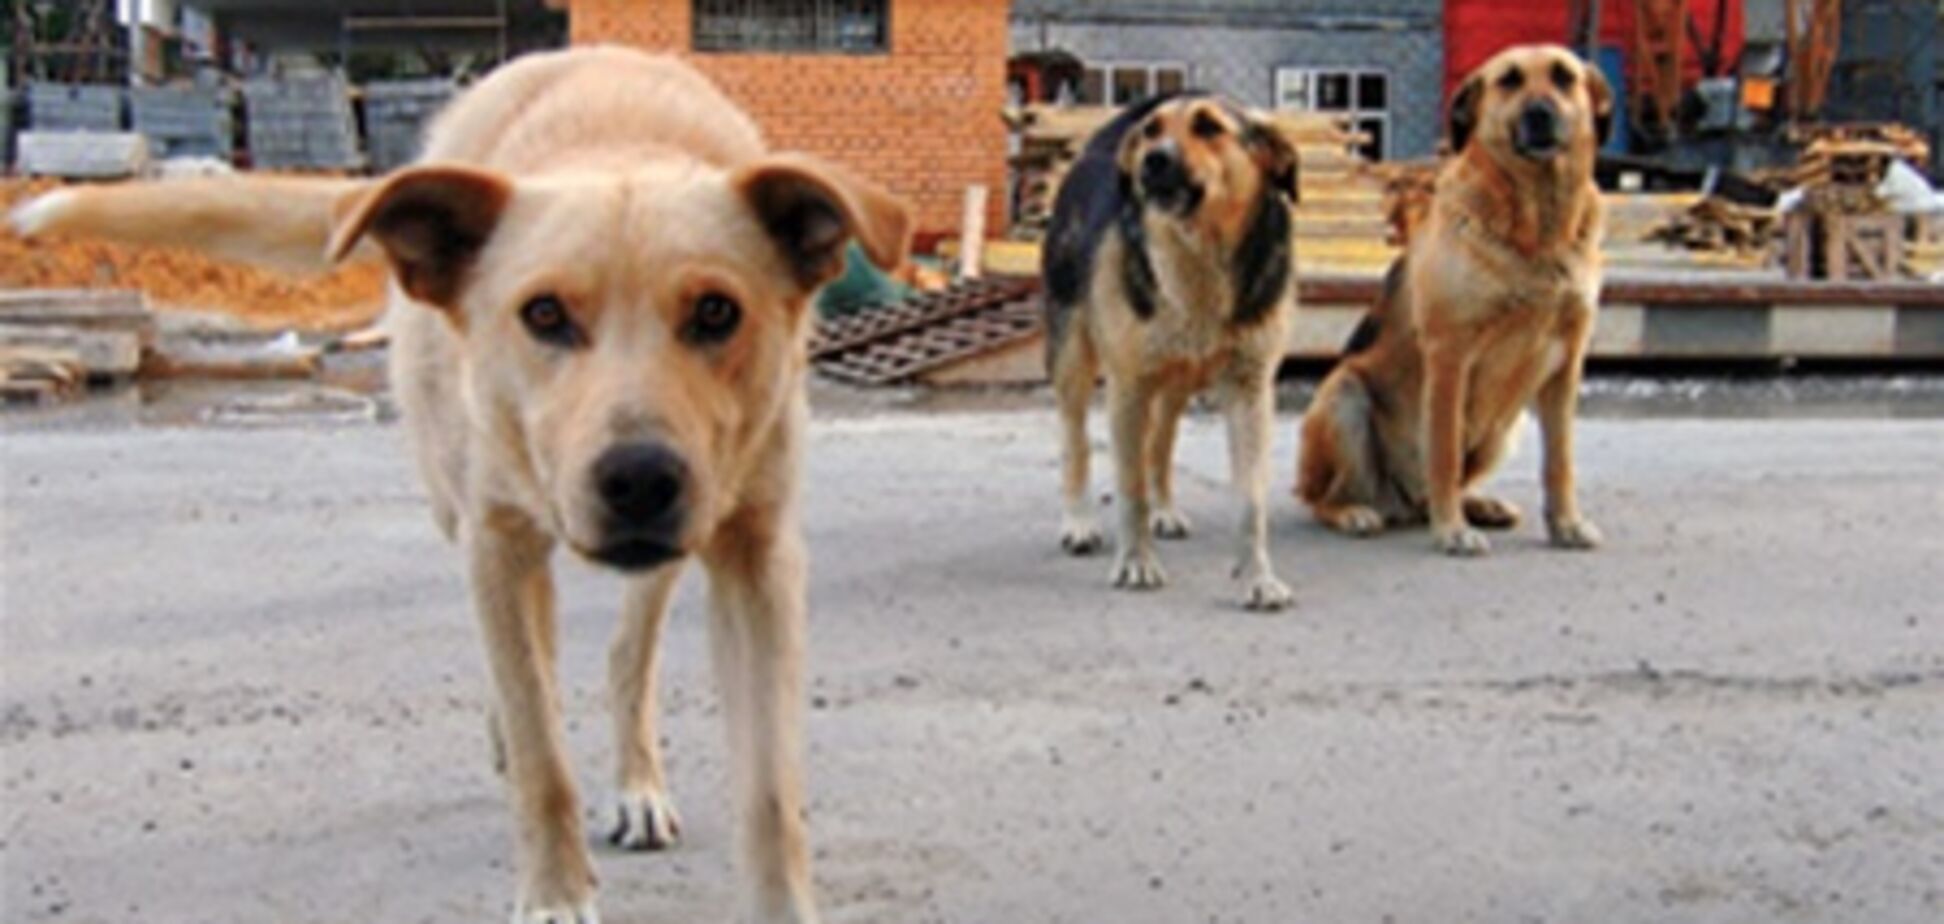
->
left=1648, top=196, right=1779, bottom=254
left=0, top=290, right=151, bottom=403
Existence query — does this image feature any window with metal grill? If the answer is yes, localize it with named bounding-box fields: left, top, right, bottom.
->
left=693, top=0, right=890, bottom=54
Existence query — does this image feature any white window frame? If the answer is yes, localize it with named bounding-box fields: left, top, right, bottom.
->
left=1274, top=66, right=1391, bottom=160
left=1081, top=61, right=1191, bottom=107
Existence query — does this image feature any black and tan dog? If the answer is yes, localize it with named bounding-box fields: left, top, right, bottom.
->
left=1296, top=44, right=1612, bottom=556
left=1043, top=92, right=1301, bottom=609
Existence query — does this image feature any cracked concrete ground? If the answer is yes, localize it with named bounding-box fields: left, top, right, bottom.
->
left=3, top=405, right=1941, bottom=923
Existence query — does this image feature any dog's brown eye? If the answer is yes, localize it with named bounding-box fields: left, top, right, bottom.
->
left=1142, top=118, right=1163, bottom=140
left=686, top=293, right=742, bottom=345
left=1496, top=69, right=1525, bottom=92
left=1551, top=62, right=1576, bottom=89
left=1191, top=112, right=1225, bottom=139
left=520, top=295, right=584, bottom=349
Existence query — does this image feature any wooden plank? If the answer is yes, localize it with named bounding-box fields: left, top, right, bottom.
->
left=0, top=324, right=144, bottom=379
left=0, top=289, right=155, bottom=343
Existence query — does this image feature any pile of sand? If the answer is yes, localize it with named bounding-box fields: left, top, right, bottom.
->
left=0, top=178, right=386, bottom=332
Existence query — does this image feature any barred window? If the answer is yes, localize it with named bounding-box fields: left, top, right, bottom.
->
left=1275, top=67, right=1390, bottom=160
left=1078, top=62, right=1190, bottom=106
left=693, top=0, right=890, bottom=54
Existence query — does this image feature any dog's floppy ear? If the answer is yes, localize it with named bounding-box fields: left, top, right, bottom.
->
left=1447, top=74, right=1484, bottom=152
left=327, top=165, right=512, bottom=308
left=733, top=153, right=912, bottom=289
left=1244, top=116, right=1300, bottom=203
left=1585, top=64, right=1615, bottom=147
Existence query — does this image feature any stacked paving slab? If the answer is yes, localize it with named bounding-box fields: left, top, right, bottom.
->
left=243, top=74, right=362, bottom=170
left=363, top=79, right=455, bottom=172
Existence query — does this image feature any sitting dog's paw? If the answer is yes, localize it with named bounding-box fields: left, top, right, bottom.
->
left=1546, top=516, right=1603, bottom=550
left=1462, top=495, right=1522, bottom=531
left=1150, top=507, right=1192, bottom=540
left=1110, top=547, right=1167, bottom=590
left=1434, top=524, right=1491, bottom=557
left=1059, top=516, right=1105, bottom=556
left=515, top=900, right=599, bottom=924
left=1238, top=572, right=1294, bottom=611
left=609, top=788, right=681, bottom=852
left=1330, top=505, right=1385, bottom=537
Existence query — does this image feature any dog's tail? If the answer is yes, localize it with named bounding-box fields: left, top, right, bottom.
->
left=10, top=176, right=374, bottom=273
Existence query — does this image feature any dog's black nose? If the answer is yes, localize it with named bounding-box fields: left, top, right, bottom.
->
left=1514, top=101, right=1563, bottom=156
left=593, top=442, right=688, bottom=529
left=1141, top=149, right=1183, bottom=193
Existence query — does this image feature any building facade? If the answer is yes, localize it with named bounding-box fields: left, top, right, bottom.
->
left=565, top=0, right=1011, bottom=241
left=1010, top=0, right=1446, bottom=160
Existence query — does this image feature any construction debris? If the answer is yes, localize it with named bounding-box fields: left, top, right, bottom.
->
left=1649, top=196, right=1780, bottom=254
left=1781, top=124, right=1934, bottom=281
left=0, top=289, right=151, bottom=402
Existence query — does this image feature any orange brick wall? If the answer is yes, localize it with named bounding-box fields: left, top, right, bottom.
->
left=568, top=0, right=1011, bottom=244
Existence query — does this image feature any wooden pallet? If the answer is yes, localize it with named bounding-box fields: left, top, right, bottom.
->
left=810, top=278, right=1041, bottom=386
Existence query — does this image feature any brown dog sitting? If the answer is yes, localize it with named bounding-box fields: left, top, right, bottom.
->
left=1296, top=44, right=1612, bottom=556
left=16, top=48, right=910, bottom=923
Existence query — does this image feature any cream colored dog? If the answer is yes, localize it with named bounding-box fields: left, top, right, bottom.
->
left=16, top=47, right=909, bottom=923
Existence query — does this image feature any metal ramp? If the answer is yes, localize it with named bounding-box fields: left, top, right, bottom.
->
left=810, top=277, right=1041, bottom=386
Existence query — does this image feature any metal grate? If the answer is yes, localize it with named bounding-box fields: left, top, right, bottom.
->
left=810, top=278, right=1041, bottom=386
left=693, top=0, right=889, bottom=54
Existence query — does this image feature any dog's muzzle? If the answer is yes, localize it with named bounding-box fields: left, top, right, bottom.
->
left=587, top=441, right=689, bottom=571
left=1139, top=149, right=1203, bottom=214
left=1512, top=100, right=1565, bottom=159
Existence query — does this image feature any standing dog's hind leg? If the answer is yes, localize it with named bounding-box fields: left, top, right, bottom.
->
left=607, top=565, right=685, bottom=852
left=1053, top=333, right=1104, bottom=555
left=1224, top=366, right=1293, bottom=610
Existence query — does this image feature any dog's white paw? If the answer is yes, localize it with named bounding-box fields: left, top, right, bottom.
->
left=1110, top=547, right=1167, bottom=590
left=1434, top=524, right=1491, bottom=557
left=1150, top=507, right=1192, bottom=540
left=1059, top=515, right=1105, bottom=556
left=514, top=900, right=599, bottom=924
left=1547, top=516, right=1604, bottom=550
left=1239, top=572, right=1294, bottom=611
left=608, top=788, right=681, bottom=852
left=1333, top=505, right=1385, bottom=537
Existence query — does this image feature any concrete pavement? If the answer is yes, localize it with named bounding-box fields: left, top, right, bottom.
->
left=3, top=407, right=1941, bottom=922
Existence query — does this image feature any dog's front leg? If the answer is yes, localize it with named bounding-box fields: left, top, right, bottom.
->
left=467, top=511, right=597, bottom=922
left=1221, top=364, right=1293, bottom=610
left=1422, top=341, right=1488, bottom=556
left=607, top=564, right=685, bottom=851
left=704, top=509, right=818, bottom=924
left=1535, top=317, right=1602, bottom=550
left=1107, top=375, right=1166, bottom=589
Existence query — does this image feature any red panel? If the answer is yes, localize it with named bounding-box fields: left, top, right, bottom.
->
left=1443, top=1, right=1744, bottom=100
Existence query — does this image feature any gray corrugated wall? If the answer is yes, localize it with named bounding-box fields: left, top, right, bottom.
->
left=1010, top=20, right=1445, bottom=159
